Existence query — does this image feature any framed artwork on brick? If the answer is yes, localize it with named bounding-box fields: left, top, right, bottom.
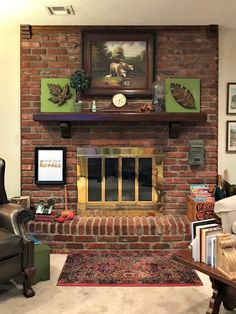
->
left=165, top=78, right=200, bottom=113
left=226, top=121, right=236, bottom=152
left=40, top=78, right=76, bottom=112
left=82, top=30, right=155, bottom=97
left=227, top=82, right=236, bottom=114
left=35, top=147, right=66, bottom=184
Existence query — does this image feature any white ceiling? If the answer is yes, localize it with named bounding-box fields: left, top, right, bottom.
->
left=1, top=0, right=236, bottom=28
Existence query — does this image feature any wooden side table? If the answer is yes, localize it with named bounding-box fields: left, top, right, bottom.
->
left=174, top=250, right=236, bottom=314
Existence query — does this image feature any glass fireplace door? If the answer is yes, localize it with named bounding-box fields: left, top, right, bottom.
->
left=122, top=158, right=135, bottom=201
left=105, top=158, right=118, bottom=201
left=77, top=147, right=163, bottom=212
left=87, top=157, right=153, bottom=203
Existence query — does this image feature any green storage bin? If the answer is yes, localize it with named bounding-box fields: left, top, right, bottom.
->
left=32, top=243, right=50, bottom=285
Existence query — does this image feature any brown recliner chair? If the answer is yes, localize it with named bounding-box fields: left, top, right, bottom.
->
left=0, top=157, right=35, bottom=297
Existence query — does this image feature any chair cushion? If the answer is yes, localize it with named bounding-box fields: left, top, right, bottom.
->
left=0, top=228, right=22, bottom=260
left=232, top=221, right=236, bottom=234
left=214, top=195, right=236, bottom=213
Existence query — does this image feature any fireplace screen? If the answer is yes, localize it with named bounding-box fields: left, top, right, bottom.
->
left=77, top=147, right=163, bottom=213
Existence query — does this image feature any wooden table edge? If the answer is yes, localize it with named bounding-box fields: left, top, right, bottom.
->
left=174, top=250, right=236, bottom=289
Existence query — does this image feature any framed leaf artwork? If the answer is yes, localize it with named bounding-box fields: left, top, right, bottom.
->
left=40, top=78, right=76, bottom=112
left=165, top=78, right=200, bottom=113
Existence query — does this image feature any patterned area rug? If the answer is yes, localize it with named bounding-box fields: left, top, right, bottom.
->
left=57, top=251, right=202, bottom=287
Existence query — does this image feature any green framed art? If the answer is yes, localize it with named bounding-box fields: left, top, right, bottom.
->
left=40, top=78, right=76, bottom=112
left=165, top=78, right=200, bottom=113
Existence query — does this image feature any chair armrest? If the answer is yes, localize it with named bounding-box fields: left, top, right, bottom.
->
left=0, top=203, right=35, bottom=268
left=0, top=203, right=34, bottom=237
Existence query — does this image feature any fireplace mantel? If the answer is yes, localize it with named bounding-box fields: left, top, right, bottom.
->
left=33, top=112, right=207, bottom=139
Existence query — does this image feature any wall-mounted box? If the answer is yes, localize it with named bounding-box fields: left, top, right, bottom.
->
left=188, top=140, right=204, bottom=165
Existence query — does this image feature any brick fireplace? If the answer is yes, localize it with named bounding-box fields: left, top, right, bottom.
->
left=21, top=25, right=218, bottom=252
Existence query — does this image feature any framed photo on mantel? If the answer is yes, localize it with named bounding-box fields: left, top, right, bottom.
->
left=82, top=30, right=155, bottom=97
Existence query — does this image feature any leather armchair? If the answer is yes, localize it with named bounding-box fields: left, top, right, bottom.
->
left=0, top=158, right=35, bottom=297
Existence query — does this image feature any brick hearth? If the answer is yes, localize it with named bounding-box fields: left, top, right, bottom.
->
left=27, top=215, right=190, bottom=254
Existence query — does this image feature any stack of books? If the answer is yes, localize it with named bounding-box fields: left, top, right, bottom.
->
left=190, top=218, right=223, bottom=267
left=189, top=184, right=215, bottom=202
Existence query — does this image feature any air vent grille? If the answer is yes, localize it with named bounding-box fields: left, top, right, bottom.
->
left=46, top=5, right=75, bottom=15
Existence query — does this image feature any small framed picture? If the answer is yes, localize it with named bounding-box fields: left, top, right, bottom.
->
left=35, top=147, right=66, bottom=184
left=226, top=121, right=236, bottom=152
left=227, top=83, right=236, bottom=114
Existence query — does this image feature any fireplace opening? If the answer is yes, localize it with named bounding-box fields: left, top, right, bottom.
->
left=77, top=147, right=163, bottom=215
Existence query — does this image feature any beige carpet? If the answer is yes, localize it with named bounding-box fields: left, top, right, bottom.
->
left=0, top=254, right=235, bottom=314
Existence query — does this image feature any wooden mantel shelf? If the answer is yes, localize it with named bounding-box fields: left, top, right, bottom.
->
left=33, top=112, right=207, bottom=122
left=33, top=112, right=207, bottom=139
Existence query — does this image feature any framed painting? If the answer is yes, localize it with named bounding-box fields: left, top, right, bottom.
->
left=82, top=30, right=155, bottom=97
left=226, top=121, right=236, bottom=152
left=35, top=147, right=66, bottom=185
left=227, top=83, right=236, bottom=114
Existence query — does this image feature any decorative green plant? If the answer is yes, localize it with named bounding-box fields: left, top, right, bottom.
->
left=70, top=69, right=89, bottom=102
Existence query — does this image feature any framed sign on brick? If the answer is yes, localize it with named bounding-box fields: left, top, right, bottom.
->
left=35, top=147, right=66, bottom=185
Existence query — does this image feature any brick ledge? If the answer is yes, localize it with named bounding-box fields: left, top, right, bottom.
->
left=27, top=215, right=191, bottom=254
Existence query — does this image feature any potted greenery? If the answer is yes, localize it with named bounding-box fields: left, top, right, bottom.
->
left=70, top=69, right=89, bottom=112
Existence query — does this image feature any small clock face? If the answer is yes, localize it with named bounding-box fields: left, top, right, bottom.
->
left=112, top=93, right=127, bottom=108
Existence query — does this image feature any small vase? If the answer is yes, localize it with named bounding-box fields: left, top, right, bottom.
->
left=74, top=101, right=83, bottom=113
left=152, top=79, right=164, bottom=112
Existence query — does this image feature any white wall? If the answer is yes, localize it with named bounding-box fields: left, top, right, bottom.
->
left=218, top=27, right=236, bottom=183
left=0, top=25, right=236, bottom=197
left=0, top=26, right=21, bottom=197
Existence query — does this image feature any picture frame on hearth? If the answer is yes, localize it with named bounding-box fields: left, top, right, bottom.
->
left=82, top=29, right=155, bottom=97
left=226, top=121, right=236, bottom=152
left=227, top=83, right=236, bottom=114
left=35, top=147, right=66, bottom=185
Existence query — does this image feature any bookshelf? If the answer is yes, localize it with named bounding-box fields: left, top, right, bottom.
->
left=174, top=250, right=236, bottom=314
left=186, top=216, right=236, bottom=313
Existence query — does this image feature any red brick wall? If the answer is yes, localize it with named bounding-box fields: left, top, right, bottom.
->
left=20, top=26, right=218, bottom=214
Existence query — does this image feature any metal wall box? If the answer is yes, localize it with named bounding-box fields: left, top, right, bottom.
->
left=188, top=140, right=204, bottom=165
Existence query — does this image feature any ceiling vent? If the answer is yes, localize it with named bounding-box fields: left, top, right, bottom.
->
left=46, top=5, right=75, bottom=15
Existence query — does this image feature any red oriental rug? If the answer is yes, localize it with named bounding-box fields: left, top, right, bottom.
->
left=57, top=251, right=202, bottom=287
